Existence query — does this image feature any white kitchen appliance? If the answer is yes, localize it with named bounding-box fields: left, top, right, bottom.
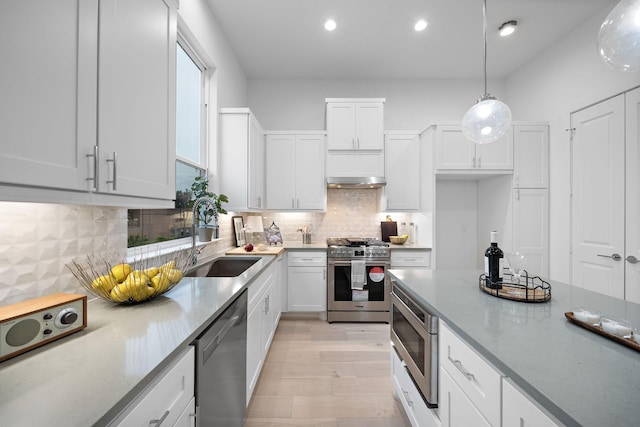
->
left=0, top=293, right=87, bottom=362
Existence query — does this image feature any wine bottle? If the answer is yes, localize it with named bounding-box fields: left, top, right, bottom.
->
left=484, top=230, right=504, bottom=289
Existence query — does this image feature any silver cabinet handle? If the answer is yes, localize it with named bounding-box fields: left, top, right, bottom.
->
left=292, top=198, right=295, bottom=209
left=472, top=156, right=476, bottom=168
left=598, top=253, right=622, bottom=261
left=257, top=196, right=262, bottom=208
left=478, top=157, right=482, bottom=168
left=106, top=151, right=117, bottom=191
left=448, top=355, right=475, bottom=381
left=627, top=255, right=639, bottom=264
left=357, top=137, right=360, bottom=148
left=86, top=145, right=99, bottom=190
left=149, top=410, right=170, bottom=426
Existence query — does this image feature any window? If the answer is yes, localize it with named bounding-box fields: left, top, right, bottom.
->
left=127, top=38, right=209, bottom=248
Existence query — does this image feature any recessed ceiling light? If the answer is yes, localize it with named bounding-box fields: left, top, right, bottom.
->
left=414, top=19, right=428, bottom=31
left=324, top=19, right=337, bottom=31
left=498, top=20, right=517, bottom=37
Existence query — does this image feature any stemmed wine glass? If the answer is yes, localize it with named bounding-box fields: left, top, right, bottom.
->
left=506, top=252, right=527, bottom=285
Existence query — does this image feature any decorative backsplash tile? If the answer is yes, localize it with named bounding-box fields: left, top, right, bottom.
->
left=0, top=189, right=409, bottom=305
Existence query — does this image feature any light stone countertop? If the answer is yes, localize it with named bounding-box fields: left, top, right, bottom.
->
left=0, top=254, right=277, bottom=427
left=388, top=269, right=640, bottom=427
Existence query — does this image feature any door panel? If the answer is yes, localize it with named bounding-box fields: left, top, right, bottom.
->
left=571, top=95, right=625, bottom=298
left=626, top=88, right=640, bottom=303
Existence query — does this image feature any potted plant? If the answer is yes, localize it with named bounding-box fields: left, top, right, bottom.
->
left=189, top=176, right=229, bottom=241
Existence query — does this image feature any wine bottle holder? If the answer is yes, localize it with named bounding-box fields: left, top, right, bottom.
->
left=479, top=270, right=551, bottom=303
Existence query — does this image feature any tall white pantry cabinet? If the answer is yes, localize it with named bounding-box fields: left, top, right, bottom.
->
left=428, top=123, right=549, bottom=278
left=0, top=0, right=178, bottom=207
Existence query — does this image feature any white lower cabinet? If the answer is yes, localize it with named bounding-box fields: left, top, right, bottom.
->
left=390, top=249, right=431, bottom=268
left=287, top=251, right=327, bottom=312
left=246, top=262, right=279, bottom=404
left=391, top=346, right=440, bottom=427
left=109, top=347, right=195, bottom=427
left=173, top=396, right=196, bottom=427
left=503, top=379, right=560, bottom=427
left=439, top=322, right=501, bottom=427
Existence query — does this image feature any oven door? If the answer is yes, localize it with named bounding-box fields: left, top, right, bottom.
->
left=391, top=289, right=438, bottom=407
left=327, top=260, right=390, bottom=311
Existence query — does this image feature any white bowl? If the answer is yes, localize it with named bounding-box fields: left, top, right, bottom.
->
left=601, top=317, right=632, bottom=338
left=573, top=308, right=601, bottom=326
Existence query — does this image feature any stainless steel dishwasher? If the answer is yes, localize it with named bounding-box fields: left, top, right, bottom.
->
left=193, top=289, right=247, bottom=427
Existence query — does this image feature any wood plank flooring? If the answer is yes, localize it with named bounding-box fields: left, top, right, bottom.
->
left=245, top=318, right=412, bottom=427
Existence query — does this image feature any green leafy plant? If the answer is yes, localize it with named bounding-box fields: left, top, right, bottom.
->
left=188, top=176, right=229, bottom=226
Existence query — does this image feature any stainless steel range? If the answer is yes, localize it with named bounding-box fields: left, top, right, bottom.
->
left=327, top=237, right=391, bottom=323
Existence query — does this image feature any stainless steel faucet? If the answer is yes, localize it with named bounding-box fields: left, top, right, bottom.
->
left=191, top=196, right=218, bottom=264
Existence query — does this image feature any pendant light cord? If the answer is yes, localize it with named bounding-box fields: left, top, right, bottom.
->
left=483, top=0, right=488, bottom=96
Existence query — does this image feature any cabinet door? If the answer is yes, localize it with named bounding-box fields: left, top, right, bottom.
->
left=477, top=129, right=513, bottom=170
left=571, top=95, right=625, bottom=298
left=513, top=188, right=549, bottom=278
left=503, top=379, right=559, bottom=427
left=385, top=134, right=420, bottom=210
left=626, top=87, right=640, bottom=303
left=327, top=103, right=356, bottom=149
left=513, top=125, right=549, bottom=188
left=440, top=369, right=492, bottom=427
left=265, top=134, right=296, bottom=209
left=98, top=0, right=177, bottom=200
left=287, top=266, right=327, bottom=311
left=295, top=135, right=326, bottom=210
left=355, top=103, right=384, bottom=149
left=248, top=114, right=265, bottom=209
left=435, top=126, right=476, bottom=170
left=0, top=0, right=97, bottom=192
left=173, top=396, right=196, bottom=427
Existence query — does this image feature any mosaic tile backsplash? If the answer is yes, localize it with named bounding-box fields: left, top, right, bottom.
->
left=0, top=189, right=410, bottom=305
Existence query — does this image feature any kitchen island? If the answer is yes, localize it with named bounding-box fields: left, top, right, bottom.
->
left=388, top=269, right=640, bottom=427
left=0, top=254, right=277, bottom=427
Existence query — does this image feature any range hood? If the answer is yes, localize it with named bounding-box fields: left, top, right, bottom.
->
left=326, top=177, right=386, bottom=189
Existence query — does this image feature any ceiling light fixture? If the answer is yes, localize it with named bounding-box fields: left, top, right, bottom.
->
left=597, top=0, right=640, bottom=71
left=498, top=20, right=517, bottom=36
left=415, top=19, right=428, bottom=31
left=324, top=19, right=337, bottom=31
left=462, top=0, right=512, bottom=144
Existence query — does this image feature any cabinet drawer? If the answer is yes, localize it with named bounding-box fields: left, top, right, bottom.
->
left=287, top=251, right=326, bottom=266
left=248, top=264, right=274, bottom=312
left=111, top=347, right=195, bottom=427
left=392, top=348, right=440, bottom=427
left=391, top=250, right=431, bottom=268
left=439, top=322, right=501, bottom=427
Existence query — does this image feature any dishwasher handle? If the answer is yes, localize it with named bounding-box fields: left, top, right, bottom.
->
left=202, top=310, right=242, bottom=364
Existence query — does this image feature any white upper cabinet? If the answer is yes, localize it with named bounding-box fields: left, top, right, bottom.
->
left=0, top=0, right=98, bottom=193
left=96, top=0, right=177, bottom=200
left=0, top=0, right=178, bottom=206
left=219, top=109, right=265, bottom=212
left=326, top=99, right=385, bottom=150
left=434, top=124, right=513, bottom=173
left=513, top=125, right=549, bottom=188
left=384, top=132, right=421, bottom=211
left=265, top=132, right=326, bottom=211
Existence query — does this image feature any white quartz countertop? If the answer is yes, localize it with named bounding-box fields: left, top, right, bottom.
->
left=388, top=269, right=640, bottom=427
left=0, top=255, right=276, bottom=427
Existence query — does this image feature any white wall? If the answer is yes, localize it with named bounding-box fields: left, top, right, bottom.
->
left=248, top=78, right=506, bottom=131
left=505, top=6, right=640, bottom=282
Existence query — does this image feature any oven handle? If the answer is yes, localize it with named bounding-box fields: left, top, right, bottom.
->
left=328, top=260, right=391, bottom=266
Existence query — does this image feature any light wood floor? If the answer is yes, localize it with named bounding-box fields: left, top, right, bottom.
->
left=245, top=318, right=412, bottom=427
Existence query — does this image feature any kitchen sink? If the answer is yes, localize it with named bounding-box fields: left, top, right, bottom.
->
left=186, top=257, right=261, bottom=277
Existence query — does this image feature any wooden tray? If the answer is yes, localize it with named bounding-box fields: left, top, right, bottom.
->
left=565, top=312, right=640, bottom=353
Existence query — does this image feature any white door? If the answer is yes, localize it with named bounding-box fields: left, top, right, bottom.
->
left=355, top=103, right=384, bottom=149
left=0, top=0, right=97, bottom=192
left=265, top=134, right=295, bottom=209
left=326, top=103, right=356, bottom=149
left=385, top=134, right=421, bottom=210
left=98, top=0, right=177, bottom=199
left=513, top=188, right=549, bottom=279
left=248, top=114, right=265, bottom=209
left=477, top=129, right=513, bottom=170
left=436, top=126, right=476, bottom=170
left=571, top=95, right=625, bottom=298
left=513, top=125, right=549, bottom=188
left=295, top=135, right=326, bottom=210
left=625, top=88, right=640, bottom=303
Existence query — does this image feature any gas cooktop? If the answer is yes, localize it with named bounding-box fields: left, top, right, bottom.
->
left=326, top=237, right=389, bottom=247
left=327, top=237, right=390, bottom=258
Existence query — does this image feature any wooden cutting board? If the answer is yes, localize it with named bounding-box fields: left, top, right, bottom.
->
left=225, top=246, right=285, bottom=255
left=381, top=221, right=398, bottom=242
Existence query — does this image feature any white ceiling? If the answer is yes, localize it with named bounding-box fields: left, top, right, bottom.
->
left=205, top=0, right=617, bottom=80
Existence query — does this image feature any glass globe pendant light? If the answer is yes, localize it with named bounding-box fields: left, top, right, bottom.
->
left=597, top=0, right=640, bottom=72
left=462, top=0, right=512, bottom=144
